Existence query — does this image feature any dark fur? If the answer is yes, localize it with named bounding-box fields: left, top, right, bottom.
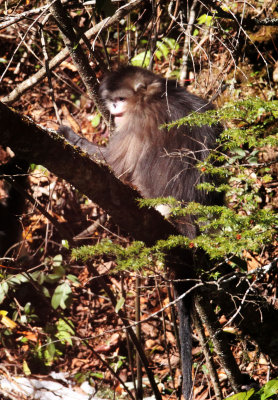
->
left=59, top=66, right=222, bottom=400
left=99, top=66, right=222, bottom=237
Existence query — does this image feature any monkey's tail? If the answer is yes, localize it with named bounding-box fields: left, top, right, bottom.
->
left=176, top=291, right=193, bottom=400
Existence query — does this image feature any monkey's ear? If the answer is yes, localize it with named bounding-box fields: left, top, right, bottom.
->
left=146, top=80, right=162, bottom=96
left=134, top=82, right=146, bottom=91
left=134, top=79, right=162, bottom=96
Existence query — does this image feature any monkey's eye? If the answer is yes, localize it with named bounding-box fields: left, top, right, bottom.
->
left=118, top=97, right=126, bottom=102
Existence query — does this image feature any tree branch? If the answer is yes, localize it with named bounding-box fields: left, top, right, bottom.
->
left=0, top=101, right=176, bottom=246
left=50, top=0, right=108, bottom=120
left=204, top=0, right=278, bottom=28
left=2, top=0, right=145, bottom=105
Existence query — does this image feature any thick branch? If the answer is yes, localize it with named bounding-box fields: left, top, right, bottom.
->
left=0, top=101, right=175, bottom=246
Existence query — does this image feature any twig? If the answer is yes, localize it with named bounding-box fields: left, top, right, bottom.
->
left=40, top=14, right=61, bottom=123
left=179, top=0, right=198, bottom=85
left=50, top=0, right=108, bottom=121
left=194, top=290, right=246, bottom=393
left=0, top=1, right=56, bottom=84
left=121, top=274, right=138, bottom=399
left=73, top=214, right=107, bottom=240
left=87, top=262, right=163, bottom=400
left=135, top=275, right=143, bottom=400
left=0, top=6, right=48, bottom=30
left=86, top=342, right=136, bottom=400
left=192, top=304, right=223, bottom=400
left=156, top=278, right=176, bottom=394
left=204, top=0, right=278, bottom=27
left=2, top=0, right=144, bottom=105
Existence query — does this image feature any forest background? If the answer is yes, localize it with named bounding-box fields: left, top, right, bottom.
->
left=0, top=1, right=278, bottom=399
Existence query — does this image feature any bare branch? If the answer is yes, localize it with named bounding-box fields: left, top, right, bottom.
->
left=0, top=5, right=48, bottom=30
left=50, top=0, right=108, bottom=120
left=2, top=0, right=145, bottom=105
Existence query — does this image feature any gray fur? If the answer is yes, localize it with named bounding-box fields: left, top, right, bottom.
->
left=100, top=66, right=222, bottom=237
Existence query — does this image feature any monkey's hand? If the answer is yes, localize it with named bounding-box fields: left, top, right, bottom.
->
left=58, top=125, right=106, bottom=160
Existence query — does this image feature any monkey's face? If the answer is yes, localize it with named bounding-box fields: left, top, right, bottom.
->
left=99, top=66, right=164, bottom=127
left=107, top=93, right=130, bottom=121
left=100, top=87, right=134, bottom=126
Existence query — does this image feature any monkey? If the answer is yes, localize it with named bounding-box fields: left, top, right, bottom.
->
left=59, top=65, right=222, bottom=399
left=61, top=66, right=222, bottom=234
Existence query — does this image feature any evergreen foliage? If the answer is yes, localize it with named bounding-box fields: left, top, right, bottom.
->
left=73, top=98, right=278, bottom=269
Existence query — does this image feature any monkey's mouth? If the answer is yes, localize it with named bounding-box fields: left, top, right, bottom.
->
left=113, top=113, right=124, bottom=118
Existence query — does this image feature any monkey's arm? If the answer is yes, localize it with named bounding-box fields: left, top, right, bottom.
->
left=58, top=125, right=107, bottom=160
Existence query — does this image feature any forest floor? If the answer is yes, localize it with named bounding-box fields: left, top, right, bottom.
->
left=0, top=38, right=278, bottom=399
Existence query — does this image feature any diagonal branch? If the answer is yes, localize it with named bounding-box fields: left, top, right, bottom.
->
left=50, top=0, right=108, bottom=120
left=0, top=100, right=176, bottom=246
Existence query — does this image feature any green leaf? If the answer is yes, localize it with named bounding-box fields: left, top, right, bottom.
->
left=247, top=156, right=258, bottom=165
left=44, top=341, right=56, bottom=365
left=42, top=286, right=50, bottom=298
left=56, top=318, right=75, bottom=345
left=22, top=360, right=31, bottom=376
left=197, top=14, right=213, bottom=26
left=231, top=147, right=246, bottom=157
left=62, top=240, right=69, bottom=249
left=115, top=297, right=125, bottom=313
left=162, top=37, right=179, bottom=51
left=53, top=254, right=63, bottom=267
left=56, top=330, right=73, bottom=345
left=9, top=274, right=28, bottom=285
left=155, top=50, right=163, bottom=60
left=225, top=379, right=278, bottom=400
left=66, top=274, right=80, bottom=285
left=131, top=51, right=150, bottom=67
left=51, top=283, right=72, bottom=310
left=46, top=265, right=66, bottom=283
left=258, top=379, right=278, bottom=400
left=90, top=113, right=101, bottom=128
left=57, top=318, right=75, bottom=335
left=156, top=41, right=169, bottom=58
left=91, top=372, right=104, bottom=379
left=36, top=271, right=46, bottom=285
left=226, top=388, right=255, bottom=400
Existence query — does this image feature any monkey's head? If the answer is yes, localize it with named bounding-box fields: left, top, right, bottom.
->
left=99, top=66, right=165, bottom=125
